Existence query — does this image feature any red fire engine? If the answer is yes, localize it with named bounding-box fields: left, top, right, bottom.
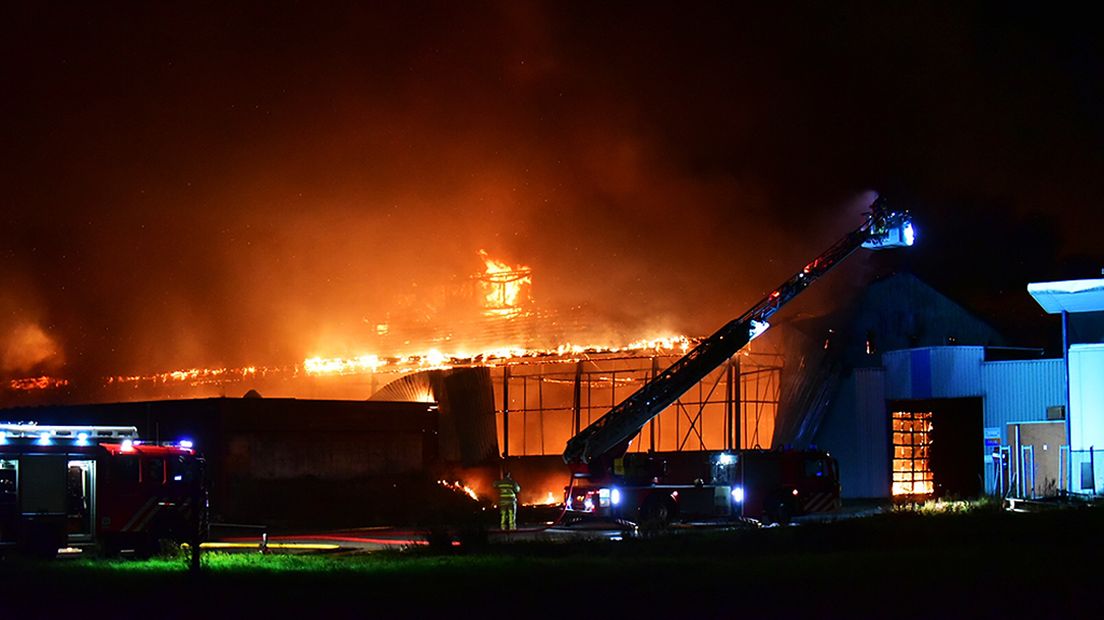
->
left=561, top=197, right=913, bottom=525
left=0, top=423, right=205, bottom=557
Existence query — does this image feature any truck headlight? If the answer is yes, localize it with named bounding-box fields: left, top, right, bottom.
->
left=611, top=488, right=621, bottom=505
left=731, top=486, right=744, bottom=503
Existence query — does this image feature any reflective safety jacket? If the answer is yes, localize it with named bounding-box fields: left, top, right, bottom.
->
left=493, top=478, right=521, bottom=505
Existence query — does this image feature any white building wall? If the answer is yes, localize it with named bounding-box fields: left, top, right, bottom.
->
left=1070, top=344, right=1104, bottom=450
left=1070, top=344, right=1104, bottom=493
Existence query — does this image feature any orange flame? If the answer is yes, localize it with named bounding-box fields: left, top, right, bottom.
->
left=438, top=480, right=479, bottom=501
left=525, top=491, right=560, bottom=506
left=478, top=250, right=531, bottom=318
left=301, top=335, right=692, bottom=377
left=8, top=376, right=70, bottom=391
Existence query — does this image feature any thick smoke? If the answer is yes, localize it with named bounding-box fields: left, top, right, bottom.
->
left=2, top=3, right=1101, bottom=389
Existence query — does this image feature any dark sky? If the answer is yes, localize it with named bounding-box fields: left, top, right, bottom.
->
left=2, top=1, right=1102, bottom=382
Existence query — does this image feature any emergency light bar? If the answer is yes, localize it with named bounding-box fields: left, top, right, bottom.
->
left=0, top=423, right=139, bottom=441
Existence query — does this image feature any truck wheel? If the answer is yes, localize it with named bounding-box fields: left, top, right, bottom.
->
left=766, top=497, right=793, bottom=525
left=640, top=496, right=674, bottom=528
left=99, top=536, right=122, bottom=558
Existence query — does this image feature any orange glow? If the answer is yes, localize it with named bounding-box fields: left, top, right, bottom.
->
left=477, top=250, right=531, bottom=318
left=891, top=410, right=934, bottom=496
left=301, top=335, right=693, bottom=377
left=525, top=491, right=560, bottom=506
left=438, top=479, right=479, bottom=501
left=105, top=365, right=280, bottom=388
left=8, top=375, right=70, bottom=391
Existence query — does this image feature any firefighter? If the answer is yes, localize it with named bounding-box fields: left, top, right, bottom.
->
left=493, top=471, right=521, bottom=530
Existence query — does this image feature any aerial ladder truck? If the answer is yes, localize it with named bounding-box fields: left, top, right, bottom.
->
left=561, top=196, right=914, bottom=525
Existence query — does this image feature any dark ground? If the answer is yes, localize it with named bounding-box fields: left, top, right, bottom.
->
left=2, top=504, right=1102, bottom=618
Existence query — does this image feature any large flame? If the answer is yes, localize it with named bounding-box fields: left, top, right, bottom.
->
left=4, top=249, right=698, bottom=393
left=478, top=250, right=531, bottom=318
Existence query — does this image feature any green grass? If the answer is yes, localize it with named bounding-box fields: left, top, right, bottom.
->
left=5, top=505, right=1104, bottom=618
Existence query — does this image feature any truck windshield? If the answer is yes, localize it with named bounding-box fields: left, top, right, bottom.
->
left=168, top=455, right=198, bottom=484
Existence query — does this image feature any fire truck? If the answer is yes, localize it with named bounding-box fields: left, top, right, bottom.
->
left=562, top=196, right=914, bottom=525
left=0, top=423, right=205, bottom=557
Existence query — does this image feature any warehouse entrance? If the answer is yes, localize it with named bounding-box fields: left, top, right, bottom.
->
left=889, top=398, right=983, bottom=499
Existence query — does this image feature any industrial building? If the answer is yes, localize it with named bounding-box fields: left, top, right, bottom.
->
left=3, top=273, right=1101, bottom=523
left=806, top=276, right=1104, bottom=501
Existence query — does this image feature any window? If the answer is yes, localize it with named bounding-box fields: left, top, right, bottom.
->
left=892, top=411, right=933, bottom=496
left=110, top=455, right=139, bottom=484
left=142, top=458, right=165, bottom=485
left=804, top=459, right=829, bottom=478
left=168, top=455, right=197, bottom=484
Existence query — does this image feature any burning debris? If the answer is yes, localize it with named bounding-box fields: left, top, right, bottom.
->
left=8, top=376, right=69, bottom=391
left=437, top=480, right=480, bottom=502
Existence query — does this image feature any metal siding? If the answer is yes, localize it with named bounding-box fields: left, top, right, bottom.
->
left=930, top=347, right=984, bottom=397
left=813, top=369, right=888, bottom=499
left=883, top=350, right=911, bottom=399
left=854, top=368, right=888, bottom=498
left=883, top=346, right=985, bottom=399
left=981, top=358, right=1066, bottom=495
left=910, top=349, right=932, bottom=398
left=981, top=359, right=1066, bottom=437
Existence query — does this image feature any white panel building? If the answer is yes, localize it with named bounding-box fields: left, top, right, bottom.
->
left=813, top=278, right=1104, bottom=500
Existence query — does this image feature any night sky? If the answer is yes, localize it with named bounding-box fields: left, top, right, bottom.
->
left=2, top=2, right=1102, bottom=387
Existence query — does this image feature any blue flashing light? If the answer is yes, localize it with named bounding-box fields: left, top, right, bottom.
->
left=903, top=221, right=915, bottom=246
left=76, top=432, right=90, bottom=447
left=37, top=432, right=52, bottom=446
left=731, top=486, right=745, bottom=503
left=749, top=320, right=770, bottom=341
left=120, top=439, right=135, bottom=452
left=611, top=488, right=621, bottom=506
left=717, top=453, right=736, bottom=466
left=179, top=439, right=194, bottom=449
left=0, top=432, right=7, bottom=445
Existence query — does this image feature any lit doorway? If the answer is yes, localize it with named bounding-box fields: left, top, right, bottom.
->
left=890, top=398, right=983, bottom=499
left=0, top=459, right=16, bottom=543
left=892, top=410, right=933, bottom=497
left=66, top=460, right=95, bottom=542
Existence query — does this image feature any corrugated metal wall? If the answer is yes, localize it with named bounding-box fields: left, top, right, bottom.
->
left=883, top=346, right=985, bottom=400
left=981, top=359, right=1066, bottom=435
left=808, top=369, right=888, bottom=498
left=852, top=368, right=889, bottom=498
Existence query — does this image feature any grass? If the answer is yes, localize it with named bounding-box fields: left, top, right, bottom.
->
left=4, top=505, right=1104, bottom=618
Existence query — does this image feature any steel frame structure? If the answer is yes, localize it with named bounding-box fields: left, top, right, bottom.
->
left=496, top=351, right=782, bottom=457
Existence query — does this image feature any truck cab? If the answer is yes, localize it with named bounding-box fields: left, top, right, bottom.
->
left=0, top=424, right=204, bottom=557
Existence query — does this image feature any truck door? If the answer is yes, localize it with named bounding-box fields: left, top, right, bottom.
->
left=0, top=459, right=17, bottom=543
left=18, top=455, right=68, bottom=553
left=66, top=460, right=96, bottom=542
